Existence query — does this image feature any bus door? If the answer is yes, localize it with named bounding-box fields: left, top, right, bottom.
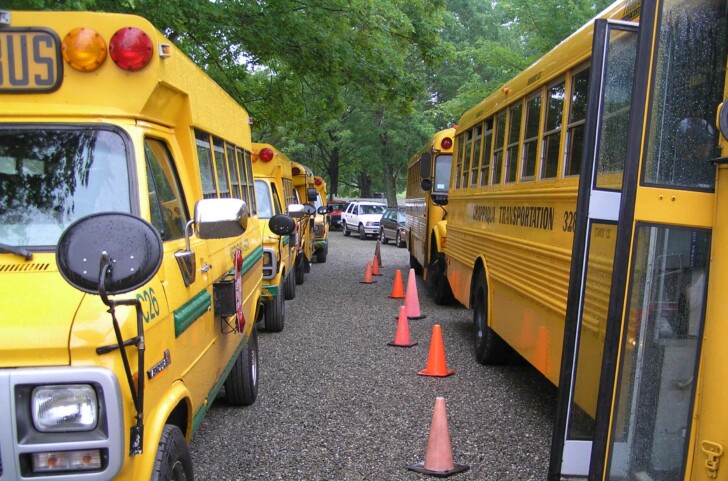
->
left=551, top=0, right=728, bottom=479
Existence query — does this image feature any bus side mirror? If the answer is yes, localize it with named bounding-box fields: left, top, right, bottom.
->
left=194, top=198, right=249, bottom=239
left=317, top=206, right=328, bottom=215
left=421, top=178, right=433, bottom=191
left=419, top=152, right=432, bottom=179
left=287, top=203, right=306, bottom=218
left=56, top=212, right=163, bottom=295
left=718, top=99, right=728, bottom=140
left=269, top=214, right=296, bottom=236
left=303, top=204, right=316, bottom=216
left=307, top=188, right=318, bottom=202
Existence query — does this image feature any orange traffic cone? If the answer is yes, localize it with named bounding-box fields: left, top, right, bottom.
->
left=404, top=268, right=426, bottom=320
left=407, top=397, right=469, bottom=477
left=371, top=255, right=382, bottom=276
left=418, top=324, right=455, bottom=377
left=360, top=261, right=376, bottom=284
left=374, top=239, right=383, bottom=268
left=388, top=306, right=418, bottom=347
left=388, top=269, right=405, bottom=299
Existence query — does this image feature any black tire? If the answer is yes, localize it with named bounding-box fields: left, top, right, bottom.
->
left=410, top=253, right=423, bottom=275
left=380, top=228, right=389, bottom=244
left=427, top=251, right=455, bottom=305
left=284, top=269, right=296, bottom=300
left=295, top=255, right=305, bottom=285
left=358, top=224, right=366, bottom=240
left=264, top=278, right=285, bottom=332
left=224, top=327, right=259, bottom=406
left=316, top=244, right=328, bottom=263
left=472, top=273, right=511, bottom=365
left=343, top=222, right=351, bottom=236
left=396, top=231, right=404, bottom=248
left=151, top=425, right=194, bottom=481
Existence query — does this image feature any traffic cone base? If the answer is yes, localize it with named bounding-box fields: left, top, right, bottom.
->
left=407, top=397, right=469, bottom=477
left=388, top=269, right=405, bottom=299
left=388, top=306, right=418, bottom=348
left=360, top=261, right=376, bottom=284
left=418, top=324, right=455, bottom=377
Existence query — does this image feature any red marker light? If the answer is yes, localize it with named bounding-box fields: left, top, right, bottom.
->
left=109, top=27, right=153, bottom=71
left=292, top=167, right=301, bottom=175
left=314, top=178, right=322, bottom=186
left=441, top=137, right=453, bottom=150
left=259, top=148, right=274, bottom=162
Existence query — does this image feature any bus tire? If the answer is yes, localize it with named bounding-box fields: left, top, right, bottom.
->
left=472, top=274, right=510, bottom=365
left=427, top=252, right=454, bottom=305
left=224, top=327, right=258, bottom=406
left=343, top=222, right=351, bottom=236
left=358, top=224, right=366, bottom=240
left=151, top=425, right=194, bottom=481
left=295, top=256, right=305, bottom=285
left=264, top=278, right=285, bottom=332
left=284, top=269, right=296, bottom=300
left=410, top=253, right=423, bottom=275
left=316, top=245, right=328, bottom=263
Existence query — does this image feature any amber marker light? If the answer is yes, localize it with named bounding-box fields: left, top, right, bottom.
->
left=62, top=27, right=107, bottom=72
left=109, top=27, right=153, bottom=71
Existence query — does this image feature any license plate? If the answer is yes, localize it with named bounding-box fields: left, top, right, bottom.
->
left=0, top=29, right=62, bottom=92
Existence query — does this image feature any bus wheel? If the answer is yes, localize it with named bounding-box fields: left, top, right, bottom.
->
left=343, top=222, right=351, bottom=236
left=472, top=274, right=510, bottom=365
left=264, top=278, right=285, bottom=332
left=380, top=228, right=389, bottom=244
left=295, top=256, right=305, bottom=285
left=284, top=269, right=296, bottom=300
left=427, top=252, right=454, bottom=305
left=316, top=244, right=328, bottom=263
left=224, top=327, right=259, bottom=406
left=410, top=253, right=423, bottom=275
left=151, top=425, right=193, bottom=481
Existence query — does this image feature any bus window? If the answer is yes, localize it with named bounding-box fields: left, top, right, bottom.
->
left=244, top=150, right=257, bottom=214
left=522, top=94, right=542, bottom=181
left=0, top=128, right=131, bottom=246
left=145, top=138, right=188, bottom=241
left=227, top=143, right=242, bottom=199
left=195, top=130, right=216, bottom=199
left=434, top=154, right=452, bottom=192
left=462, top=129, right=473, bottom=187
left=255, top=180, right=273, bottom=219
left=506, top=102, right=523, bottom=183
left=271, top=183, right=283, bottom=214
left=471, top=123, right=483, bottom=186
left=213, top=137, right=230, bottom=198
left=480, top=119, right=493, bottom=186
left=565, top=71, right=588, bottom=177
left=643, top=0, right=726, bottom=190
left=543, top=80, right=566, bottom=179
left=492, top=111, right=507, bottom=184
left=235, top=147, right=249, bottom=206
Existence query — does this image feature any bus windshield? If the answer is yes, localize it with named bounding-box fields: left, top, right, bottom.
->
left=255, top=180, right=274, bottom=219
left=434, top=154, right=452, bottom=192
left=0, top=128, right=131, bottom=247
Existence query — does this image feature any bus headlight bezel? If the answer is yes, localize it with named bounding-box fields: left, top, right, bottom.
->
left=32, top=384, right=99, bottom=432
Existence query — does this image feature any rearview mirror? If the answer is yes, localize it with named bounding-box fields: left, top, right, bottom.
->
left=269, top=214, right=296, bottom=236
left=317, top=206, right=328, bottom=215
left=419, top=152, right=432, bottom=179
left=307, top=188, right=318, bottom=202
left=195, top=198, right=249, bottom=239
left=303, top=204, right=316, bottom=216
left=287, top=203, right=305, bottom=218
left=57, top=212, right=163, bottom=295
left=421, top=178, right=433, bottom=191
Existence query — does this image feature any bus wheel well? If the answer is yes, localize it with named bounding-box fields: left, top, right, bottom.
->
left=470, top=260, right=486, bottom=308
left=166, top=401, right=189, bottom=438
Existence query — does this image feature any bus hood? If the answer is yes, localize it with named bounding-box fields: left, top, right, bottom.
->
left=0, top=261, right=84, bottom=367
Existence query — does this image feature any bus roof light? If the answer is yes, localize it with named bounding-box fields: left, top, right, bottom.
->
left=314, top=178, right=322, bottom=186
left=109, top=27, right=153, bottom=71
left=62, top=28, right=107, bottom=72
left=441, top=137, right=453, bottom=150
left=259, top=148, right=274, bottom=162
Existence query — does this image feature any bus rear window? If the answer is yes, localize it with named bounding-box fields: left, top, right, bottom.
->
left=0, top=128, right=131, bottom=247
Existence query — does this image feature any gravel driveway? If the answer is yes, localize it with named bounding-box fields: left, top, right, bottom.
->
left=190, top=229, right=557, bottom=480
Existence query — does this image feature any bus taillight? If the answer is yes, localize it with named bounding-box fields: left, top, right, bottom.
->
left=109, top=27, right=153, bottom=71
left=62, top=28, right=107, bottom=72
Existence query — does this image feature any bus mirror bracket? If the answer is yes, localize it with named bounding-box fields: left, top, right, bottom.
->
left=432, top=193, right=448, bottom=207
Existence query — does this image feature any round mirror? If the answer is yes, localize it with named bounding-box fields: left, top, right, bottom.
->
left=421, top=178, right=433, bottom=191
left=718, top=99, right=728, bottom=140
left=269, top=214, right=296, bottom=236
left=56, top=212, right=163, bottom=295
left=317, top=206, right=328, bottom=215
left=303, top=204, right=316, bottom=216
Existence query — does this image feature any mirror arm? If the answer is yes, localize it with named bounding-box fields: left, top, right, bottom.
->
left=96, top=254, right=146, bottom=456
left=183, top=220, right=194, bottom=252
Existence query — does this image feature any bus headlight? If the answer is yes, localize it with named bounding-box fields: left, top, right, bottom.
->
left=32, top=385, right=98, bottom=432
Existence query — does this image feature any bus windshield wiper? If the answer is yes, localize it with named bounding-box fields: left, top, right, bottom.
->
left=0, top=243, right=34, bottom=260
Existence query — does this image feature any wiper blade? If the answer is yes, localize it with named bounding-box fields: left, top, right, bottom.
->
left=0, top=243, right=33, bottom=260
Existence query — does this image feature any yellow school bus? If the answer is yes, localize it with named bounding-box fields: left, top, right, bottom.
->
left=291, top=161, right=317, bottom=281
left=313, top=176, right=330, bottom=263
left=252, top=143, right=299, bottom=331
left=405, top=127, right=455, bottom=304
left=445, top=0, right=728, bottom=478
left=0, top=10, right=294, bottom=480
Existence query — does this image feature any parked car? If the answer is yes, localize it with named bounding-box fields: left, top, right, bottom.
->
left=342, top=201, right=386, bottom=239
left=327, top=200, right=348, bottom=230
left=379, top=207, right=406, bottom=247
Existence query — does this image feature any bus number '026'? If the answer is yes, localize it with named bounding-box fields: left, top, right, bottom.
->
left=137, top=288, right=161, bottom=323
left=563, top=211, right=576, bottom=232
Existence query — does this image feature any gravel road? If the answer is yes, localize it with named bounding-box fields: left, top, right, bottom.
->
left=190, top=230, right=557, bottom=480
